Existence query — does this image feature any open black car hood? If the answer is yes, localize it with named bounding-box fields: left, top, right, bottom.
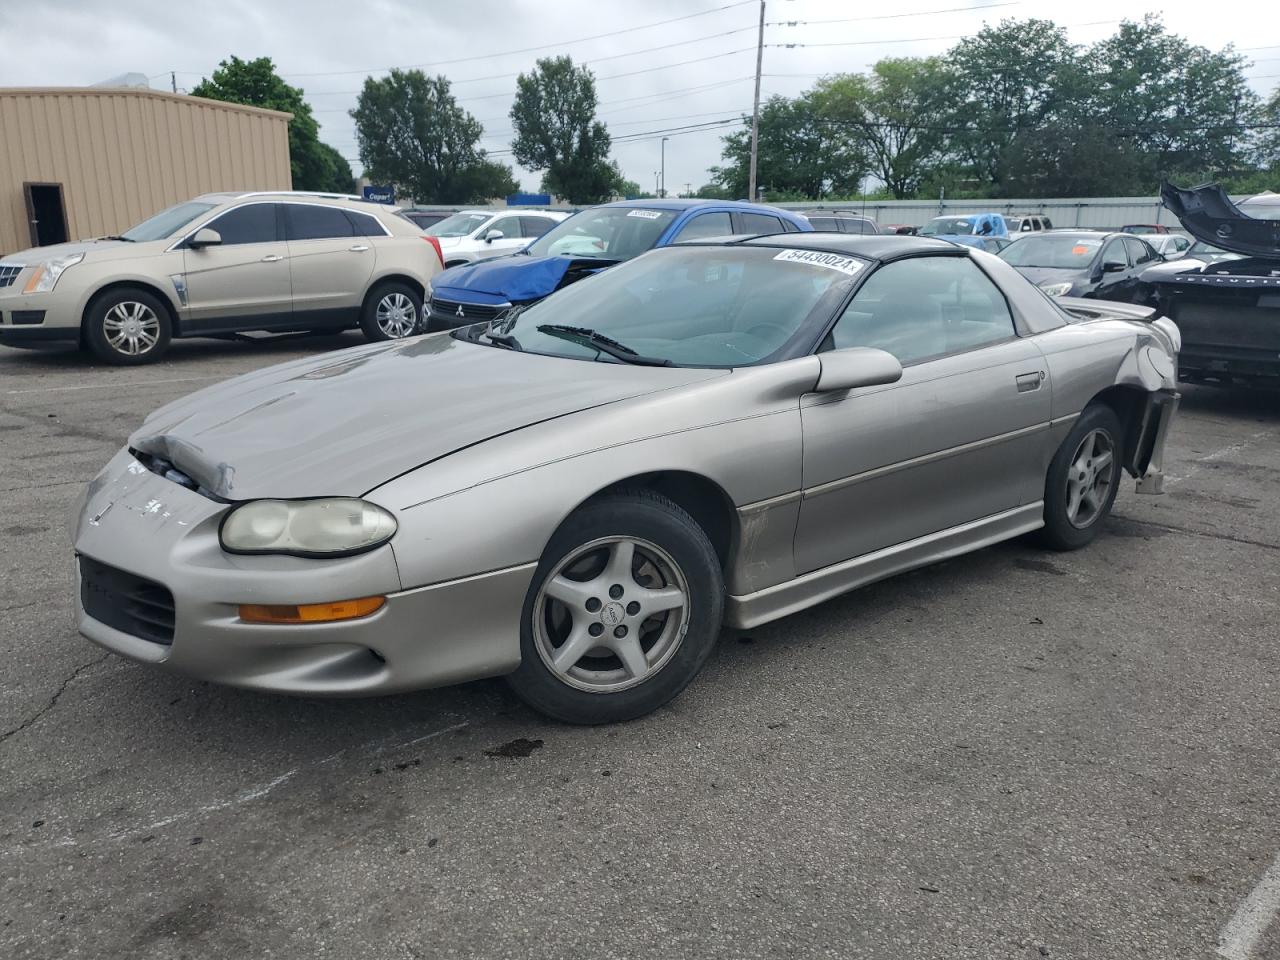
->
left=1160, top=181, right=1280, bottom=260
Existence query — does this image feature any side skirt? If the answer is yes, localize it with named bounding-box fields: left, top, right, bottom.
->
left=724, top=502, right=1045, bottom=630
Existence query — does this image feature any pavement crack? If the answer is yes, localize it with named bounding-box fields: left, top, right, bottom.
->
left=0, top=652, right=110, bottom=746
left=1112, top=513, right=1280, bottom=552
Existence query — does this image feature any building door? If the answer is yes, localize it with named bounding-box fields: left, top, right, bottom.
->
left=23, top=183, right=69, bottom=247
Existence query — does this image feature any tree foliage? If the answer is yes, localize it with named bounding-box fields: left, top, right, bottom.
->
left=192, top=56, right=351, bottom=193
left=351, top=70, right=517, bottom=203
left=711, top=15, right=1271, bottom=200
left=510, top=56, right=619, bottom=204
left=710, top=93, right=866, bottom=200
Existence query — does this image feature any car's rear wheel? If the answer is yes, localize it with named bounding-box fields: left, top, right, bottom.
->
left=84, top=288, right=172, bottom=365
left=506, top=491, right=724, bottom=724
left=360, top=282, right=423, bottom=342
left=1038, top=404, right=1124, bottom=550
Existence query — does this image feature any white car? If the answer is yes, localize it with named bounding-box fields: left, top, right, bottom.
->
left=1145, top=234, right=1192, bottom=259
left=426, top=210, right=570, bottom=267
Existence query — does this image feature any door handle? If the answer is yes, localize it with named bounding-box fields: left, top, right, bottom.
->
left=260, top=254, right=283, bottom=263
left=1016, top=371, right=1045, bottom=392
left=348, top=244, right=370, bottom=252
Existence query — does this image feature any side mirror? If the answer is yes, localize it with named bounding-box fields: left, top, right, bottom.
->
left=483, top=228, right=504, bottom=243
left=189, top=228, right=222, bottom=249
left=815, top=347, right=903, bottom=393
left=1102, top=260, right=1126, bottom=273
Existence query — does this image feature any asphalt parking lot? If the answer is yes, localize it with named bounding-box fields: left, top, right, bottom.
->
left=1, top=334, right=1278, bottom=960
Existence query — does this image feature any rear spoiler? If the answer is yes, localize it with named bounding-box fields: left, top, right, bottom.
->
left=1159, top=181, right=1280, bottom=259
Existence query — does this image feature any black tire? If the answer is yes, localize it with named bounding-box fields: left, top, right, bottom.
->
left=506, top=491, right=724, bottom=725
left=83, top=287, right=172, bottom=365
left=359, top=281, right=423, bottom=342
left=1037, top=403, right=1125, bottom=551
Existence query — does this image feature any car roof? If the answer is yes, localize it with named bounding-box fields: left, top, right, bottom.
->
left=602, top=198, right=796, bottom=214
left=739, top=233, right=959, bottom=261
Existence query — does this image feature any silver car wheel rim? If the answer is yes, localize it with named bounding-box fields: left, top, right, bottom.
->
left=532, top=536, right=690, bottom=694
left=1065, top=428, right=1115, bottom=529
left=376, top=292, right=417, bottom=337
left=102, top=301, right=160, bottom=356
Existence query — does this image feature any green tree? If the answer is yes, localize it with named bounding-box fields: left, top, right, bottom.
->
left=942, top=19, right=1080, bottom=190
left=809, top=59, right=952, bottom=199
left=351, top=69, right=517, bottom=203
left=192, top=56, right=349, bottom=192
left=710, top=93, right=866, bottom=200
left=1086, top=15, right=1258, bottom=187
left=510, top=56, right=617, bottom=204
left=1253, top=87, right=1280, bottom=173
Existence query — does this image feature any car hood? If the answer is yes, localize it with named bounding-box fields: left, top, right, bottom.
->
left=432, top=254, right=617, bottom=304
left=129, top=334, right=720, bottom=501
left=1160, top=181, right=1280, bottom=260
left=1, top=237, right=140, bottom=261
left=1012, top=266, right=1088, bottom=288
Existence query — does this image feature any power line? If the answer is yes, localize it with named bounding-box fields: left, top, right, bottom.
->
left=767, top=18, right=1120, bottom=50
left=277, top=0, right=757, bottom=78
left=769, top=1, right=1020, bottom=27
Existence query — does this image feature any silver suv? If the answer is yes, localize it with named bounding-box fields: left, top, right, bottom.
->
left=0, top=191, right=443, bottom=364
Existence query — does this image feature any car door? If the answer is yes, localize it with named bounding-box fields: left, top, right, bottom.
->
left=284, top=203, right=376, bottom=323
left=1092, top=238, right=1131, bottom=300
left=794, top=253, right=1051, bottom=574
left=180, top=202, right=291, bottom=331
left=473, top=215, right=528, bottom=260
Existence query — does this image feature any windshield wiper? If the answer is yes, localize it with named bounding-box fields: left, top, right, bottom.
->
left=536, top=324, right=673, bottom=366
left=482, top=329, right=522, bottom=350
left=101, top=235, right=135, bottom=242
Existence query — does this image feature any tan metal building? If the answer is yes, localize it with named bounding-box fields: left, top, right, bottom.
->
left=0, top=87, right=292, bottom=256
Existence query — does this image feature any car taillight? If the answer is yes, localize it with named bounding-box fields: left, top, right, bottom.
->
left=422, top=236, right=444, bottom=267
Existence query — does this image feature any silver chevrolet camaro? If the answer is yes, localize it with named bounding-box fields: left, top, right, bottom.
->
left=73, top=234, right=1180, bottom=724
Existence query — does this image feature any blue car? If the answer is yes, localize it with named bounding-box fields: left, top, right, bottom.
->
left=424, top=199, right=812, bottom=330
left=918, top=213, right=1009, bottom=250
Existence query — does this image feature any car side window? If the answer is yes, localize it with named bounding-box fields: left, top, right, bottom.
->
left=485, top=216, right=521, bottom=239
left=737, top=212, right=783, bottom=236
left=828, top=256, right=1016, bottom=365
left=1125, top=238, right=1156, bottom=265
left=345, top=210, right=386, bottom=236
left=807, top=216, right=837, bottom=231
left=519, top=216, right=557, bottom=238
left=1101, top=239, right=1128, bottom=267
left=285, top=204, right=356, bottom=241
left=675, top=211, right=734, bottom=241
left=204, top=203, right=278, bottom=245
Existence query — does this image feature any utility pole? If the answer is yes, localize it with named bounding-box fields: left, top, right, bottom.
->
left=748, top=0, right=766, bottom=202
left=660, top=137, right=669, bottom=198
left=171, top=71, right=177, bottom=94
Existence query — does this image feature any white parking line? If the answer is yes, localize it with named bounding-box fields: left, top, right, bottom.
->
left=4, top=374, right=225, bottom=396
left=1166, top=429, right=1273, bottom=487
left=1217, top=853, right=1280, bottom=959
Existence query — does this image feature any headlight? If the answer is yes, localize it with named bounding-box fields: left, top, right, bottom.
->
left=1039, top=281, right=1073, bottom=297
left=220, top=498, right=397, bottom=557
left=23, top=253, right=84, bottom=294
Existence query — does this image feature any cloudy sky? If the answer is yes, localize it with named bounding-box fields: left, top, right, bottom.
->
left=2, top=0, right=1277, bottom=195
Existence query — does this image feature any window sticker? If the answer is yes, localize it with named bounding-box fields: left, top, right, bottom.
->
left=626, top=209, right=663, bottom=219
left=772, top=248, right=863, bottom=275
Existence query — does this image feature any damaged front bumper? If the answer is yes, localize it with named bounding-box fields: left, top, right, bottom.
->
left=1131, top=389, right=1180, bottom=495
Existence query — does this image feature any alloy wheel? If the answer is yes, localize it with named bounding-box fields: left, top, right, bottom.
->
left=102, top=301, right=161, bottom=356
left=532, top=536, right=690, bottom=694
left=376, top=292, right=418, bottom=337
left=1065, top=428, right=1115, bottom=529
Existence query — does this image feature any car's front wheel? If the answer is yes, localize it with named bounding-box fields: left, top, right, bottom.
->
left=1038, top=403, right=1124, bottom=550
left=360, top=282, right=423, bottom=342
left=506, top=491, right=724, bottom=724
left=83, top=287, right=172, bottom=364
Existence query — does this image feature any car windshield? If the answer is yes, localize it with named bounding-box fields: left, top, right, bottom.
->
left=491, top=245, right=864, bottom=367
left=524, top=207, right=678, bottom=260
left=120, top=201, right=218, bottom=241
left=999, top=236, right=1102, bottom=268
left=426, top=213, right=491, bottom=237
left=920, top=217, right=975, bottom=236
left=1123, top=225, right=1158, bottom=235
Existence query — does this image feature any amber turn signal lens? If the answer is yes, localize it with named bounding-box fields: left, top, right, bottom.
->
left=238, top=596, right=386, bottom=624
left=22, top=266, right=46, bottom=294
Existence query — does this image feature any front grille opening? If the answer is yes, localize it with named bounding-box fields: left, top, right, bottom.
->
left=0, top=264, right=22, bottom=289
left=430, top=298, right=507, bottom=322
left=79, top=555, right=175, bottom=645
